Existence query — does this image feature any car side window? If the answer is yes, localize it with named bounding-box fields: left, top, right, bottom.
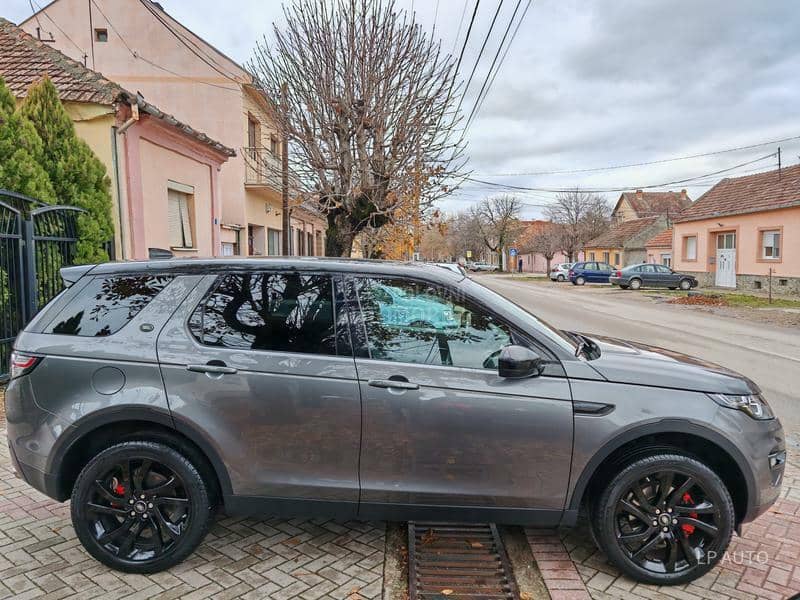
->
left=48, top=275, right=173, bottom=337
left=655, top=265, right=671, bottom=274
left=354, top=277, right=512, bottom=370
left=599, top=263, right=612, bottom=271
left=190, top=272, right=338, bottom=355
left=641, top=265, right=656, bottom=273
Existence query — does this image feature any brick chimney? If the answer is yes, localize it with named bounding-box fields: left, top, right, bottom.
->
left=680, top=189, right=688, bottom=201
left=635, top=189, right=643, bottom=200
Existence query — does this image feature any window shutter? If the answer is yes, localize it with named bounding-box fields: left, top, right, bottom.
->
left=179, top=195, right=193, bottom=247
left=168, top=191, right=182, bottom=247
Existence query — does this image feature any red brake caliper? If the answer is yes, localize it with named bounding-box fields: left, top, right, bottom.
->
left=680, top=492, right=698, bottom=536
left=110, top=477, right=125, bottom=507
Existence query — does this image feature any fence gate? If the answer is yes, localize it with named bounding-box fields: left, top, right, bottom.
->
left=0, top=190, right=84, bottom=381
left=0, top=200, right=25, bottom=379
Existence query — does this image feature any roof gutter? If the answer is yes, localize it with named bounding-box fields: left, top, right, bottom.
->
left=117, top=100, right=140, bottom=135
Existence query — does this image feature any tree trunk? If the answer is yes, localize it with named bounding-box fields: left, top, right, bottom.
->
left=497, top=249, right=505, bottom=272
left=545, top=257, right=552, bottom=273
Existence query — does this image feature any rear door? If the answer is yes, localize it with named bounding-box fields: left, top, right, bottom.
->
left=157, top=270, right=361, bottom=515
left=346, top=275, right=573, bottom=524
left=654, top=264, right=675, bottom=287
left=582, top=262, right=598, bottom=281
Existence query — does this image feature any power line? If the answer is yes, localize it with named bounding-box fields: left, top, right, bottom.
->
left=456, top=0, right=505, bottom=116
left=464, top=0, right=525, bottom=129
left=30, top=0, right=86, bottom=59
left=138, top=0, right=242, bottom=85
left=88, top=0, right=239, bottom=94
left=451, top=0, right=470, bottom=55
left=464, top=152, right=778, bottom=194
left=478, top=133, right=800, bottom=177
left=468, top=0, right=532, bottom=128
left=453, top=0, right=481, bottom=78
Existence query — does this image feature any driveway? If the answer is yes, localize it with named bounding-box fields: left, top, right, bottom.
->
left=479, top=274, right=800, bottom=434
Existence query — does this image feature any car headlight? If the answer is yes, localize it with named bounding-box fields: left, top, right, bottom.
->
left=709, top=393, right=775, bottom=420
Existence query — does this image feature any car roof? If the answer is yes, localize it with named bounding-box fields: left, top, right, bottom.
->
left=63, top=256, right=466, bottom=283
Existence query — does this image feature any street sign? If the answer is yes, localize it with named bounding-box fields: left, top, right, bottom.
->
left=509, top=247, right=517, bottom=256
left=466, top=250, right=472, bottom=258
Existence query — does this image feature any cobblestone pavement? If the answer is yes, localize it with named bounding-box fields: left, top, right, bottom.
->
left=0, top=428, right=385, bottom=600
left=529, top=456, right=800, bottom=600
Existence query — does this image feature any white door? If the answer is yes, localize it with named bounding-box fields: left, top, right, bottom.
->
left=715, top=232, right=736, bottom=288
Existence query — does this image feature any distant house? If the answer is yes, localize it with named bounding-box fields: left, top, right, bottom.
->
left=584, top=189, right=691, bottom=267
left=645, top=228, right=674, bottom=267
left=672, top=164, right=800, bottom=292
left=0, top=17, right=234, bottom=259
left=612, top=189, right=691, bottom=224
left=516, top=220, right=579, bottom=273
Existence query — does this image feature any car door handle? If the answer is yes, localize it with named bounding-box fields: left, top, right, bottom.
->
left=186, top=363, right=238, bottom=375
left=368, top=379, right=419, bottom=390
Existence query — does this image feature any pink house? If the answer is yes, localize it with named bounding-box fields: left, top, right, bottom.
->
left=672, top=163, right=800, bottom=293
left=0, top=18, right=234, bottom=259
left=21, top=0, right=327, bottom=257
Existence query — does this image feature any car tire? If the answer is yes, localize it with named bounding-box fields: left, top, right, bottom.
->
left=557, top=274, right=565, bottom=282
left=629, top=278, right=642, bottom=290
left=669, top=287, right=677, bottom=290
left=71, top=441, right=212, bottom=574
left=679, top=279, right=692, bottom=291
left=620, top=285, right=629, bottom=290
left=592, top=453, right=734, bottom=586
left=575, top=276, right=586, bottom=286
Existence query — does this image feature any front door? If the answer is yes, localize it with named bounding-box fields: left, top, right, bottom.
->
left=157, top=271, right=361, bottom=515
left=715, top=232, right=736, bottom=288
left=346, top=276, right=573, bottom=524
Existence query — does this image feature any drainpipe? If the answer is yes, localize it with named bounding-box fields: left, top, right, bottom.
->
left=117, top=100, right=140, bottom=134
left=110, top=125, right=126, bottom=259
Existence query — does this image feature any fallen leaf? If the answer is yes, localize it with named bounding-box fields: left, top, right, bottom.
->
left=421, top=529, right=437, bottom=545
left=441, top=589, right=453, bottom=596
left=468, top=541, right=483, bottom=548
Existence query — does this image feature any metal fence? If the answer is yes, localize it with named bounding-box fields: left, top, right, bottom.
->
left=0, top=190, right=84, bottom=381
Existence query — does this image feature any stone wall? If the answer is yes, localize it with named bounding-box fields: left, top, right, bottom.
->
left=691, top=271, right=800, bottom=295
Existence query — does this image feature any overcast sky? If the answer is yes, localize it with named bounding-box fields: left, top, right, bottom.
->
left=6, top=0, right=800, bottom=218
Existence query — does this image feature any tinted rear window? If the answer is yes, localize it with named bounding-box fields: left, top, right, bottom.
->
left=47, top=275, right=173, bottom=337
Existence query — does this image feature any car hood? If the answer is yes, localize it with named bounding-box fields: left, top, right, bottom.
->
left=579, top=333, right=759, bottom=395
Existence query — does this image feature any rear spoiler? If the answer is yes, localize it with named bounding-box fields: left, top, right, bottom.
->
left=60, top=264, right=95, bottom=287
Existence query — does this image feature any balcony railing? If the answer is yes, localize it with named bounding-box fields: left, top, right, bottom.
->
left=243, top=146, right=282, bottom=190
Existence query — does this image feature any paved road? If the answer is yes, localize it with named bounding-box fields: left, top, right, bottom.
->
left=480, top=275, right=800, bottom=434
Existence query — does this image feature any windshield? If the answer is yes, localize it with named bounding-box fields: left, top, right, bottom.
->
left=461, top=277, right=577, bottom=355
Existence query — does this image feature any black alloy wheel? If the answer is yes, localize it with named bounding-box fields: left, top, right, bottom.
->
left=71, top=441, right=212, bottom=573
left=593, top=454, right=734, bottom=585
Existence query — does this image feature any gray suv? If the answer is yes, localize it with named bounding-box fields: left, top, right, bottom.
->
left=5, top=258, right=785, bottom=584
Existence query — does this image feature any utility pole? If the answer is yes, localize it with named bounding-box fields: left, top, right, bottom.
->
left=280, top=82, right=291, bottom=256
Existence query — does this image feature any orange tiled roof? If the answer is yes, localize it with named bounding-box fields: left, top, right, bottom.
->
left=0, top=18, right=235, bottom=157
left=617, top=190, right=691, bottom=218
left=645, top=228, right=672, bottom=248
left=585, top=217, right=659, bottom=247
left=674, top=164, right=800, bottom=222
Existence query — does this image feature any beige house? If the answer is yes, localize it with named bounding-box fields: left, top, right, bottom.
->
left=0, top=18, right=234, bottom=260
left=21, top=0, right=326, bottom=257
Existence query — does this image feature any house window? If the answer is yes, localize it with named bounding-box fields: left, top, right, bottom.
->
left=661, top=253, right=672, bottom=267
left=267, top=228, right=281, bottom=255
left=94, top=28, right=108, bottom=42
left=614, top=252, right=620, bottom=265
left=296, top=228, right=305, bottom=255
left=717, top=232, right=736, bottom=249
left=270, top=134, right=279, bottom=156
left=603, top=251, right=610, bottom=264
left=167, top=188, right=194, bottom=249
left=315, top=231, right=323, bottom=256
left=589, top=251, right=596, bottom=261
left=221, top=242, right=235, bottom=256
left=761, top=230, right=781, bottom=259
left=307, top=232, right=314, bottom=257
left=684, top=236, right=697, bottom=260
left=247, top=116, right=258, bottom=149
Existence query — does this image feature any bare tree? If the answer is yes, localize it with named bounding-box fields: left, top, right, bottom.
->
left=445, top=212, right=484, bottom=262
left=519, top=223, right=562, bottom=274
left=546, top=189, right=611, bottom=261
left=249, top=0, right=466, bottom=256
left=472, top=196, right=523, bottom=271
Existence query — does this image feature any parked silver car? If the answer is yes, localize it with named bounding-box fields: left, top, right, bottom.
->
left=6, top=258, right=784, bottom=584
left=550, top=262, right=574, bottom=282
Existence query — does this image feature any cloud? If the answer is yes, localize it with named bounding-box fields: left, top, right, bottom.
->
left=5, top=0, right=800, bottom=219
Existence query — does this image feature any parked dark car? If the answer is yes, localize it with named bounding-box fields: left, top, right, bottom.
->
left=568, top=261, right=614, bottom=285
left=610, top=263, right=698, bottom=290
left=6, top=258, right=783, bottom=585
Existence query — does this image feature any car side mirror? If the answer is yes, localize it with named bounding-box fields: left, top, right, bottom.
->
left=498, top=345, right=544, bottom=379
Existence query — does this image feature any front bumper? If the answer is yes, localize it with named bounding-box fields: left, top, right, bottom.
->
left=737, top=415, right=785, bottom=524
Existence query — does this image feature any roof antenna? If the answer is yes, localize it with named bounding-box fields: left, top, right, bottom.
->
left=778, top=146, right=781, bottom=181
